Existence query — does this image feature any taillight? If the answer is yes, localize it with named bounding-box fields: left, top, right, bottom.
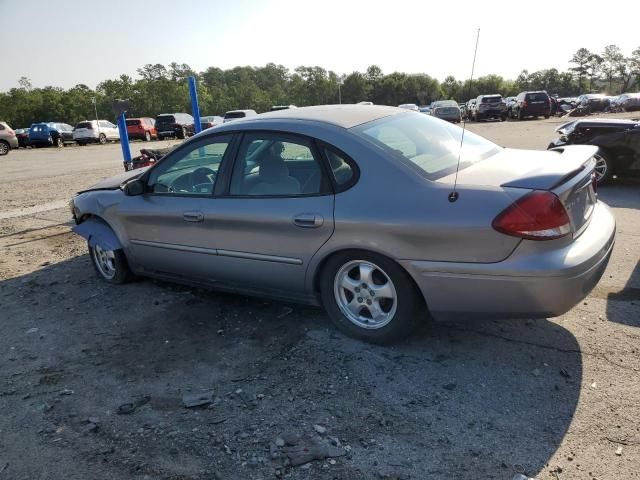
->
left=492, top=191, right=571, bottom=240
left=591, top=172, right=598, bottom=195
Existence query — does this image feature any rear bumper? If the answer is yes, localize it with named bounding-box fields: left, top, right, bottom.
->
left=401, top=201, right=615, bottom=321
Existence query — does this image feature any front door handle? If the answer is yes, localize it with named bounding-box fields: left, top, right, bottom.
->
left=293, top=214, right=323, bottom=228
left=183, top=211, right=204, bottom=223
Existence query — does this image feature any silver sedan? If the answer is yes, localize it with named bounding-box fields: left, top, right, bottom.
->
left=71, top=105, right=615, bottom=343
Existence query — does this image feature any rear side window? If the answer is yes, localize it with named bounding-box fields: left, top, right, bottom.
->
left=76, top=122, right=93, bottom=129
left=323, top=147, right=356, bottom=188
left=157, top=115, right=176, bottom=123
left=526, top=93, right=549, bottom=102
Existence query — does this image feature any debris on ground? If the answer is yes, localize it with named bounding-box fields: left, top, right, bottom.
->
left=616, top=446, right=623, bottom=456
left=182, top=390, right=215, bottom=408
left=116, top=394, right=151, bottom=415
left=273, top=429, right=346, bottom=467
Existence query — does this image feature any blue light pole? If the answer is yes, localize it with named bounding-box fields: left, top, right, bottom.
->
left=117, top=112, right=131, bottom=164
left=189, top=76, right=202, bottom=134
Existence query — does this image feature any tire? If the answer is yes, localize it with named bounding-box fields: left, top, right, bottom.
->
left=157, top=134, right=163, bottom=141
left=144, top=131, right=151, bottom=142
left=88, top=242, right=133, bottom=284
left=0, top=140, right=9, bottom=156
left=178, top=127, right=186, bottom=139
left=544, top=115, right=550, bottom=119
left=319, top=250, right=423, bottom=344
left=98, top=133, right=107, bottom=145
left=518, top=109, right=524, bottom=120
left=593, top=150, right=612, bottom=185
left=500, top=115, right=506, bottom=122
left=55, top=137, right=64, bottom=147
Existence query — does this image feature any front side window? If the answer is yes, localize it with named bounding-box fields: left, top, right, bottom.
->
left=229, top=134, right=326, bottom=196
left=148, top=135, right=231, bottom=195
left=356, top=113, right=501, bottom=180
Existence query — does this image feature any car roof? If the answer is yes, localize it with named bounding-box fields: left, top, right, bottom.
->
left=248, top=104, right=402, bottom=129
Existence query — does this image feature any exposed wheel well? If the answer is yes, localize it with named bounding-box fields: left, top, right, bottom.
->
left=312, top=248, right=427, bottom=309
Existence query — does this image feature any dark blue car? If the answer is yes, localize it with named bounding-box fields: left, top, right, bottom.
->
left=28, top=122, right=74, bottom=147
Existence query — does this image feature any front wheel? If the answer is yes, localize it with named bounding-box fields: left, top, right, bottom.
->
left=98, top=133, right=107, bottom=144
left=55, top=137, right=64, bottom=147
left=144, top=131, right=151, bottom=142
left=89, top=242, right=132, bottom=284
left=593, top=151, right=612, bottom=185
left=0, top=140, right=9, bottom=155
left=320, top=251, right=423, bottom=344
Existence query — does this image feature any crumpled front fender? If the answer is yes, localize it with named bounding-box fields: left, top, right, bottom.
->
left=72, top=218, right=122, bottom=251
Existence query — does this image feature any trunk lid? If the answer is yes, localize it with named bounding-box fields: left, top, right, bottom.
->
left=437, top=145, right=599, bottom=236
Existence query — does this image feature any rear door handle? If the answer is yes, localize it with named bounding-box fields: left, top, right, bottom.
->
left=293, top=214, right=323, bottom=228
left=183, top=211, right=204, bottom=223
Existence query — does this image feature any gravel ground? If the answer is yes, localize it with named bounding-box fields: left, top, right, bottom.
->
left=0, top=115, right=638, bottom=480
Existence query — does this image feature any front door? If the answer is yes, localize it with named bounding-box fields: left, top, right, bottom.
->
left=118, top=134, right=234, bottom=279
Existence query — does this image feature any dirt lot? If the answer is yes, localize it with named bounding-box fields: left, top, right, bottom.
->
left=0, top=116, right=639, bottom=480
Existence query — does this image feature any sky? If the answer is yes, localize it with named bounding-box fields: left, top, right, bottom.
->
left=1, top=0, right=639, bottom=91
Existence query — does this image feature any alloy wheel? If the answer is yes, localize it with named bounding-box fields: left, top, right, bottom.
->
left=333, top=260, right=398, bottom=329
left=593, top=153, right=608, bottom=183
left=92, top=244, right=116, bottom=279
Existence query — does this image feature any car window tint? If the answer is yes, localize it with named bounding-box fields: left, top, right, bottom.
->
left=230, top=135, right=324, bottom=196
left=148, top=136, right=231, bottom=196
left=324, top=148, right=355, bottom=186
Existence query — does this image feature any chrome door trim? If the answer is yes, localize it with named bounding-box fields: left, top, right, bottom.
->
left=130, top=239, right=302, bottom=265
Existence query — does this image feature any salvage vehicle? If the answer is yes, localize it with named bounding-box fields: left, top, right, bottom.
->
left=29, top=122, right=75, bottom=147
left=429, top=100, right=461, bottom=123
left=548, top=118, right=640, bottom=184
left=0, top=121, right=19, bottom=155
left=473, top=94, right=507, bottom=121
left=71, top=105, right=615, bottom=344
left=576, top=94, right=608, bottom=113
left=510, top=91, right=551, bottom=120
left=73, top=120, right=120, bottom=145
left=155, top=113, right=195, bottom=140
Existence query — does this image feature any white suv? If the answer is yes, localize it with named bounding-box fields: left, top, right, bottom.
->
left=73, top=120, right=120, bottom=145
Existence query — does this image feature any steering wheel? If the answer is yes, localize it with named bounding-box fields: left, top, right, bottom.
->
left=191, top=167, right=217, bottom=193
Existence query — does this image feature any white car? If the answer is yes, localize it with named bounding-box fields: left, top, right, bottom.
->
left=398, top=103, right=419, bottom=111
left=73, top=120, right=120, bottom=145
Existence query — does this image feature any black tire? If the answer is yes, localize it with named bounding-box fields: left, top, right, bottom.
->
left=544, top=115, right=550, bottom=119
left=593, top=150, right=613, bottom=185
left=0, top=140, right=9, bottom=156
left=500, top=115, right=506, bottom=122
left=319, top=250, right=424, bottom=344
left=518, top=109, right=524, bottom=120
left=55, top=136, right=64, bottom=147
left=98, top=133, right=107, bottom=145
left=178, top=127, right=186, bottom=139
left=144, top=131, right=151, bottom=142
left=88, top=242, right=133, bottom=284
left=157, top=134, right=163, bottom=141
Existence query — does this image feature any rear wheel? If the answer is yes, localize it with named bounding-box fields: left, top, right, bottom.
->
left=178, top=127, right=186, bottom=139
left=593, top=151, right=612, bottom=185
left=98, top=133, right=107, bottom=144
left=320, top=251, right=423, bottom=344
left=0, top=140, right=9, bottom=155
left=144, top=131, right=151, bottom=142
left=55, top=137, right=64, bottom=147
left=157, top=134, right=163, bottom=141
left=89, top=242, right=132, bottom=284
left=518, top=109, right=524, bottom=120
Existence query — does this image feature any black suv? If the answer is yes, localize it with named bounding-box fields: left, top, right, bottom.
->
left=155, top=113, right=195, bottom=140
left=511, top=91, right=551, bottom=120
left=474, top=94, right=507, bottom=121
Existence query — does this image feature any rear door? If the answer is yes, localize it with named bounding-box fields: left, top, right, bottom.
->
left=199, top=131, right=335, bottom=294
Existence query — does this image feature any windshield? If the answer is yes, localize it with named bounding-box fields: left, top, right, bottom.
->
left=355, top=113, right=500, bottom=180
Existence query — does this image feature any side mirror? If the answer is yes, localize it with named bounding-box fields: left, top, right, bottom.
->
left=123, top=178, right=145, bottom=196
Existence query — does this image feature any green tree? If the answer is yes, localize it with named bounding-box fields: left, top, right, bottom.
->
left=570, top=48, right=592, bottom=91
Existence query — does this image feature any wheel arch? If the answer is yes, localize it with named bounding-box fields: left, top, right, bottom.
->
left=73, top=214, right=123, bottom=251
left=310, top=247, right=427, bottom=309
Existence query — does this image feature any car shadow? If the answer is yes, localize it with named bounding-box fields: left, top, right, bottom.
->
left=0, top=254, right=582, bottom=480
left=598, top=177, right=640, bottom=209
left=606, top=259, right=640, bottom=328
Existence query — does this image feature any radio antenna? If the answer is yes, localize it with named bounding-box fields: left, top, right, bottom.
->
left=449, top=28, right=480, bottom=203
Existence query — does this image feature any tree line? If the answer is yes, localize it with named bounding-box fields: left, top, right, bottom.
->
left=1, top=45, right=638, bottom=128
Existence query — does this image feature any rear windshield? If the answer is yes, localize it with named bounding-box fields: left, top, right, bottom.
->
left=156, top=115, right=175, bottom=123
left=224, top=111, right=246, bottom=119
left=432, top=100, right=458, bottom=108
left=126, top=119, right=141, bottom=126
left=481, top=96, right=502, bottom=103
left=526, top=92, right=549, bottom=101
left=30, top=124, right=49, bottom=132
left=356, top=112, right=500, bottom=180
left=76, top=122, right=93, bottom=129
